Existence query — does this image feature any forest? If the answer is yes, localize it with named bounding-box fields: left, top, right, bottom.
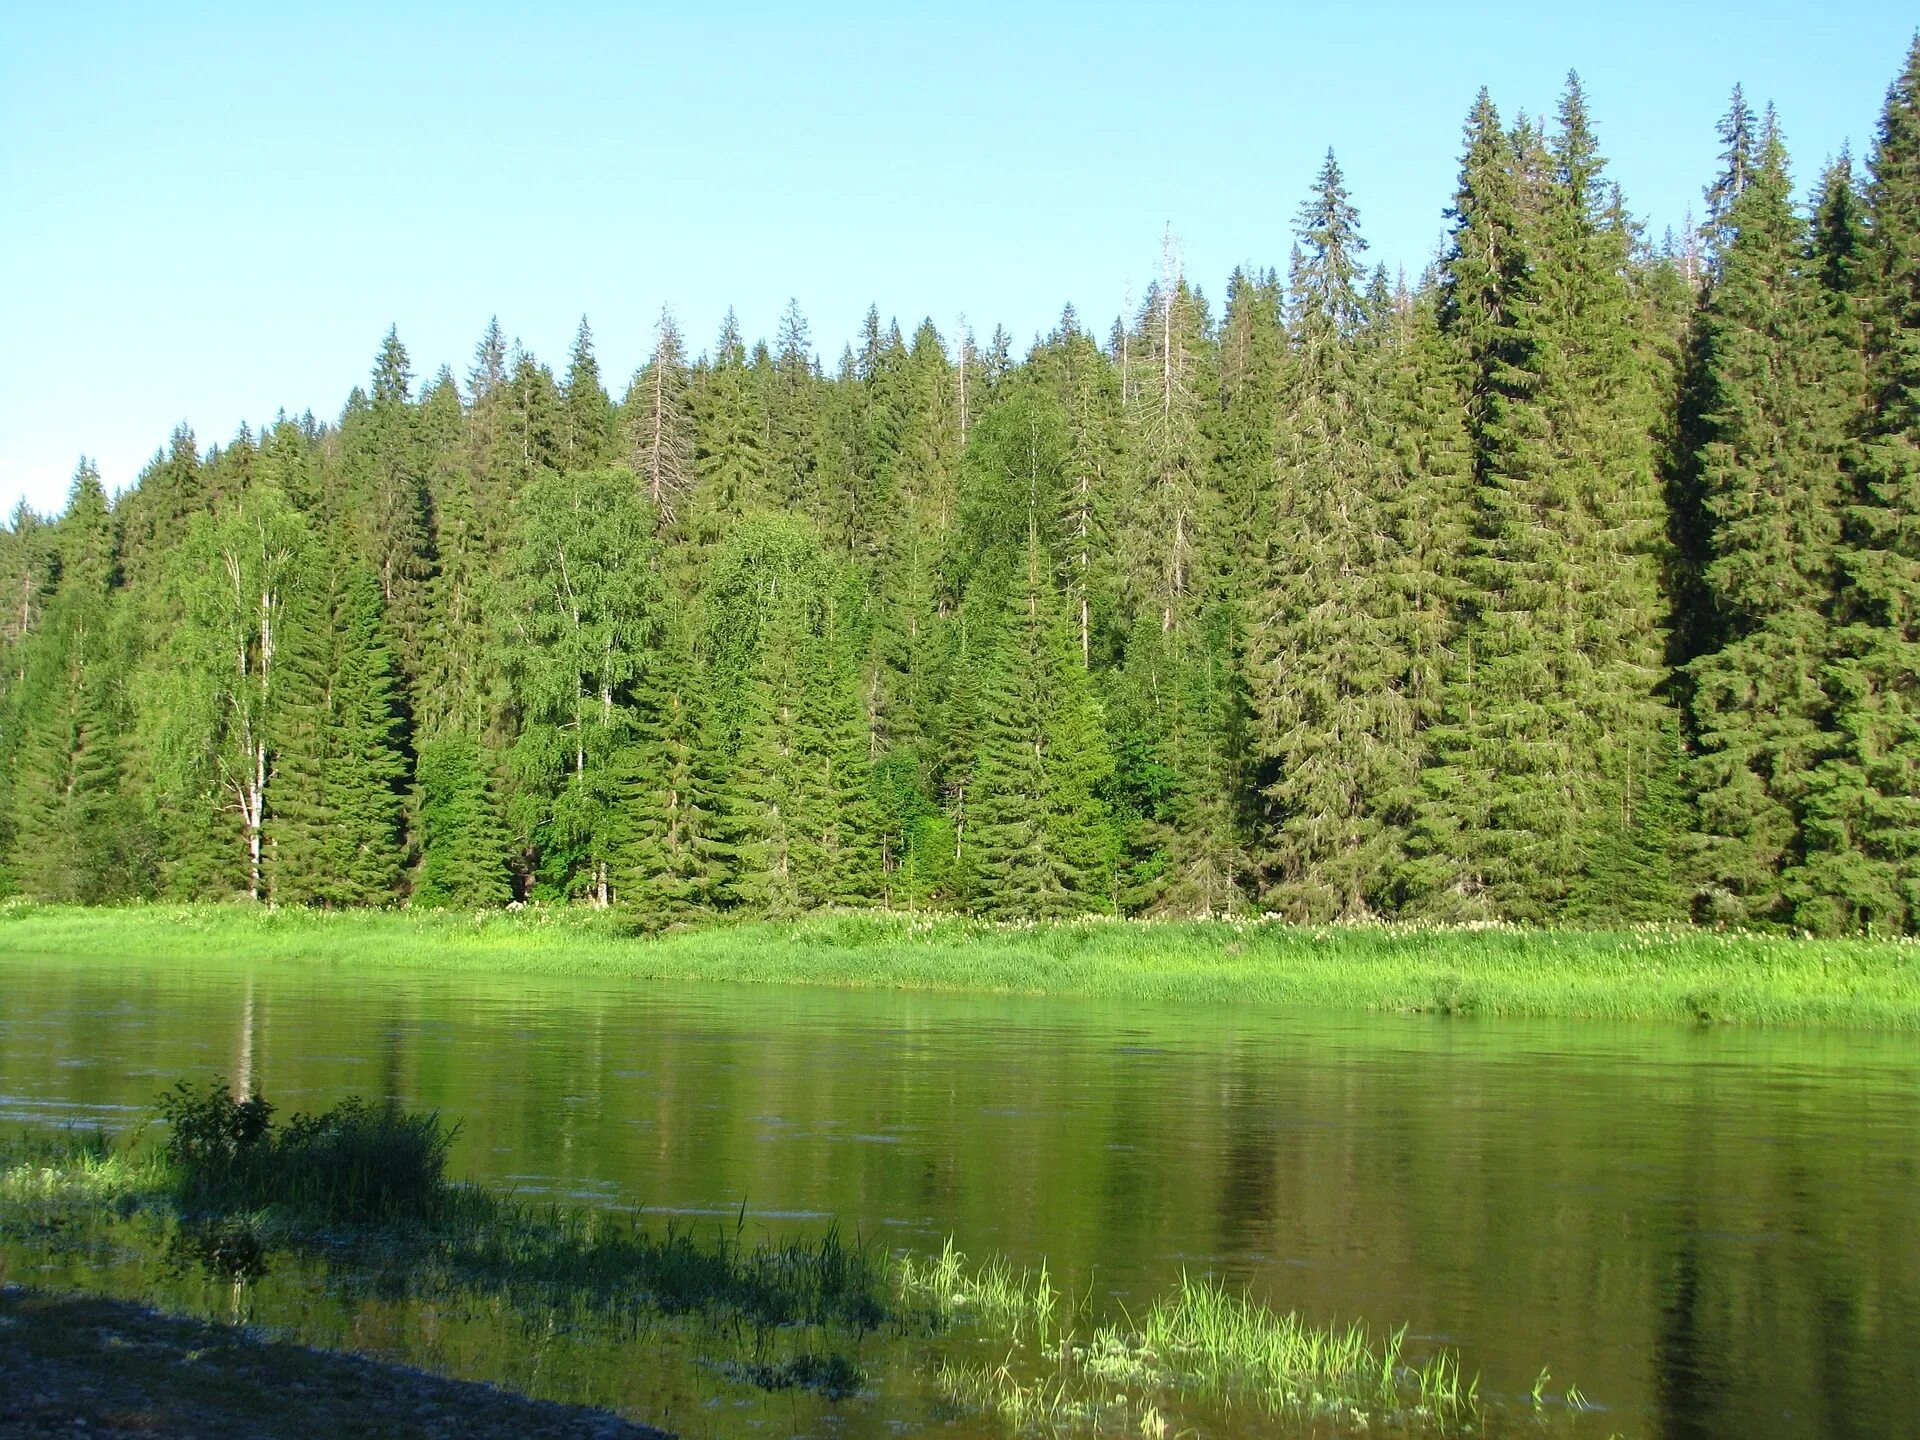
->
left=3, top=39, right=1917, bottom=936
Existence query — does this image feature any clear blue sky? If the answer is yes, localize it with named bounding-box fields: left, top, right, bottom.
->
left=2, top=2, right=1913, bottom=518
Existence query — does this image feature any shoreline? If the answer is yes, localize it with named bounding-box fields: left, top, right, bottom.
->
left=0, top=1284, right=667, bottom=1440
left=3, top=903, right=1918, bottom=1029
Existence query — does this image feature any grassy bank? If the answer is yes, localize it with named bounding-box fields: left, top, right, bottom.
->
left=4, top=901, right=1919, bottom=1028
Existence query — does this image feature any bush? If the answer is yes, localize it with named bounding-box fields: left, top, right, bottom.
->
left=275, top=1097, right=454, bottom=1222
left=153, top=1080, right=455, bottom=1223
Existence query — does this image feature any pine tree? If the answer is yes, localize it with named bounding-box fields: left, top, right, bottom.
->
left=9, top=464, right=143, bottom=901
left=965, top=510, right=1113, bottom=918
left=268, top=564, right=407, bottom=906
left=417, top=369, right=496, bottom=740
left=1413, top=82, right=1676, bottom=923
left=342, top=329, right=437, bottom=706
left=1253, top=153, right=1423, bottom=919
left=617, top=604, right=728, bottom=922
left=690, top=309, right=769, bottom=550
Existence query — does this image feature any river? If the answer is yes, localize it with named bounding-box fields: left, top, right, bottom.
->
left=2, top=950, right=1916, bottom=1438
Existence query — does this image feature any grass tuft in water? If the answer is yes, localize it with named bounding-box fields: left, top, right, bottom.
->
left=895, top=1238, right=1057, bottom=1339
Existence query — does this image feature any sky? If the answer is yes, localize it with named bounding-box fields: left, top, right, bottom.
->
left=2, top=2, right=1914, bottom=518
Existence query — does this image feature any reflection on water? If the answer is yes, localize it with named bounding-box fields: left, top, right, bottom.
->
left=1, top=950, right=1917, bottom=1438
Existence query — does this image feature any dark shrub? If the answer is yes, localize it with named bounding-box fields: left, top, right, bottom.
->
left=152, top=1080, right=455, bottom=1223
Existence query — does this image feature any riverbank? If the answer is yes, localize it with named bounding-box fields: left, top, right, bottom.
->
left=0, top=1286, right=666, bottom=1440
left=3, top=903, right=1918, bottom=1028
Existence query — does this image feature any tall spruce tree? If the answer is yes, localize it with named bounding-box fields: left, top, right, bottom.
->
left=1684, top=113, right=1861, bottom=925
left=1800, top=39, right=1920, bottom=932
left=1253, top=153, right=1423, bottom=919
left=414, top=733, right=513, bottom=908
left=9, top=464, right=143, bottom=901
left=268, top=563, right=407, bottom=906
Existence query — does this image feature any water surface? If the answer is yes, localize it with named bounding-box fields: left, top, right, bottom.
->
left=2, top=949, right=1915, bottom=1438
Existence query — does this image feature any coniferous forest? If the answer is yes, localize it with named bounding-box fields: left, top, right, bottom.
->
left=7, top=43, right=1920, bottom=935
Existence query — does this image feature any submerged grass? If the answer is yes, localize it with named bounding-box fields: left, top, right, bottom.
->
left=5, top=900, right=1920, bottom=1027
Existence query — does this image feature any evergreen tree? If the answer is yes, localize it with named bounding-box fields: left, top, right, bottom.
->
left=562, top=316, right=617, bottom=472
left=498, top=467, right=661, bottom=904
left=1253, top=153, right=1423, bottom=919
left=617, top=604, right=729, bottom=922
left=1800, top=39, right=1920, bottom=931
left=268, top=564, right=407, bottom=906
left=414, top=733, right=513, bottom=908
left=690, top=309, right=769, bottom=549
left=9, top=464, right=144, bottom=901
left=966, top=509, right=1113, bottom=918
left=342, top=328, right=437, bottom=704
left=1684, top=114, right=1861, bottom=924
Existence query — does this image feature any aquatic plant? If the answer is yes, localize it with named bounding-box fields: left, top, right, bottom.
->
left=895, top=1238, right=1058, bottom=1339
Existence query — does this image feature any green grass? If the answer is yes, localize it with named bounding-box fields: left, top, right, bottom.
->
left=4, top=900, right=1919, bottom=1027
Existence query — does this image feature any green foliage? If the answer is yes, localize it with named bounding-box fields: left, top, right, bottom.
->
left=497, top=467, right=661, bottom=903
left=269, top=564, right=408, bottom=907
left=414, top=734, right=512, bottom=908
left=13, top=35, right=1920, bottom=934
left=1683, top=115, right=1862, bottom=925
left=155, top=1079, right=454, bottom=1223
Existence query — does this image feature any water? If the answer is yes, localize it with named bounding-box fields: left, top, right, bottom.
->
left=2, top=949, right=1916, bottom=1439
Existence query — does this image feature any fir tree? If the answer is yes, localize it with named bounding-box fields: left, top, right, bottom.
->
left=1253, top=153, right=1422, bottom=919
left=562, top=316, right=617, bottom=472
left=9, top=464, right=143, bottom=901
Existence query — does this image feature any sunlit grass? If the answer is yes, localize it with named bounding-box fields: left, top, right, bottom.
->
left=896, top=1238, right=1057, bottom=1339
left=4, top=900, right=1918, bottom=1027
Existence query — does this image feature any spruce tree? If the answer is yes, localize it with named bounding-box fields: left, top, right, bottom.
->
left=268, top=564, right=407, bottom=907
left=1253, top=153, right=1423, bottom=919
left=1684, top=114, right=1861, bottom=924
left=965, top=514, right=1114, bottom=918
left=9, top=464, right=143, bottom=901
left=341, top=329, right=437, bottom=707
left=617, top=604, right=729, bottom=922
left=1800, top=38, right=1920, bottom=932
left=562, top=316, right=617, bottom=472
left=415, top=733, right=513, bottom=908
